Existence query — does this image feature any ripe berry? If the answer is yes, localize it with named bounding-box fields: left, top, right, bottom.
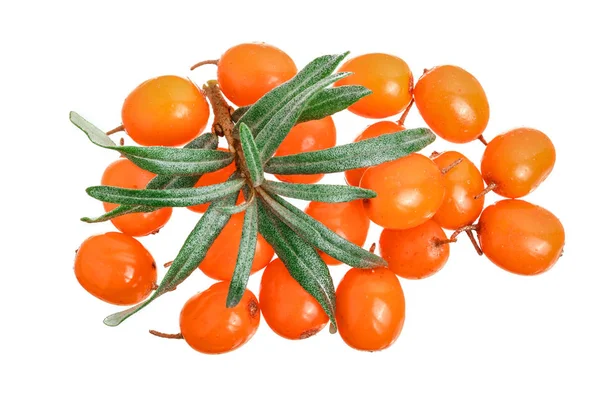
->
left=122, top=75, right=209, bottom=146
left=259, top=258, right=328, bottom=340
left=360, top=153, right=445, bottom=230
left=414, top=65, right=489, bottom=143
left=74, top=232, right=157, bottom=305
left=336, top=267, right=405, bottom=351
left=101, top=158, right=172, bottom=236
left=217, top=43, right=297, bottom=106
left=379, top=219, right=450, bottom=279
left=199, top=212, right=274, bottom=281
left=187, top=149, right=237, bottom=214
left=431, top=151, right=485, bottom=229
left=344, top=121, right=404, bottom=186
left=480, top=127, right=556, bottom=198
left=179, top=281, right=260, bottom=354
left=334, top=53, right=413, bottom=118
left=477, top=199, right=565, bottom=275
left=274, top=117, right=336, bottom=184
left=304, top=200, right=370, bottom=265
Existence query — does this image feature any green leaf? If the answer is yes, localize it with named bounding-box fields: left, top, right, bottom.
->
left=257, top=199, right=336, bottom=329
left=237, top=52, right=349, bottom=136
left=226, top=200, right=258, bottom=308
left=104, top=178, right=239, bottom=327
left=69, top=112, right=232, bottom=175
left=255, top=72, right=350, bottom=163
left=239, top=123, right=264, bottom=186
left=86, top=179, right=244, bottom=207
left=258, top=188, right=385, bottom=269
left=265, top=128, right=436, bottom=175
left=262, top=180, right=376, bottom=203
left=214, top=192, right=255, bottom=215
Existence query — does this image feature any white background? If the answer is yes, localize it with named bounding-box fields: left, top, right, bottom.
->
left=2, top=0, right=599, bottom=399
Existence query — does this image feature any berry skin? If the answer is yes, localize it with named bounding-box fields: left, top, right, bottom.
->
left=432, top=151, right=485, bottom=230
left=187, top=149, right=237, bottom=214
left=336, top=267, right=405, bottom=351
left=259, top=258, right=328, bottom=340
left=198, top=212, right=274, bottom=281
left=334, top=53, right=413, bottom=118
left=414, top=65, right=489, bottom=143
left=74, top=232, right=157, bottom=305
left=101, top=158, right=172, bottom=236
left=360, top=153, right=445, bottom=230
left=344, top=121, right=404, bottom=187
left=122, top=75, right=209, bottom=146
left=481, top=127, right=556, bottom=198
left=304, top=200, right=370, bottom=265
left=477, top=199, right=565, bottom=276
left=179, top=282, right=260, bottom=354
left=274, top=117, right=336, bottom=184
left=217, top=43, right=297, bottom=107
left=379, top=219, right=450, bottom=279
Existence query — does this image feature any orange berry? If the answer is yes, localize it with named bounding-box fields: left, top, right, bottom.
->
left=334, top=53, right=413, bottom=118
left=431, top=151, right=485, bottom=229
left=477, top=199, right=565, bottom=276
left=379, top=220, right=450, bottom=279
left=304, top=200, right=370, bottom=265
left=217, top=43, right=297, bottom=107
left=274, top=117, right=336, bottom=184
left=336, top=267, right=405, bottom=351
left=101, top=158, right=172, bottom=236
left=481, top=127, right=556, bottom=198
left=199, top=212, right=274, bottom=281
left=74, top=232, right=157, bottom=305
left=259, top=258, right=328, bottom=340
left=187, top=148, right=237, bottom=214
left=179, top=281, right=260, bottom=354
left=360, top=153, right=445, bottom=230
left=344, top=121, right=404, bottom=186
left=122, top=75, right=209, bottom=146
left=414, top=65, right=489, bottom=143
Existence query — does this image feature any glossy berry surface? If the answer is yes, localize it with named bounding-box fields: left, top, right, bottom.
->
left=275, top=117, right=336, bottom=184
left=477, top=199, right=565, bottom=275
left=179, top=281, right=260, bottom=354
left=360, top=153, right=445, bottom=230
left=481, top=127, right=556, bottom=198
left=101, top=158, right=172, bottom=236
left=218, top=43, right=297, bottom=107
left=122, top=75, right=209, bottom=146
left=336, top=267, right=405, bottom=351
left=414, top=65, right=489, bottom=143
left=259, top=258, right=328, bottom=340
left=74, top=232, right=157, bottom=305
left=187, top=149, right=237, bottom=214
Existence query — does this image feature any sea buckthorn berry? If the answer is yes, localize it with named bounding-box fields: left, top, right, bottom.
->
left=477, top=199, right=565, bottom=275
left=431, top=151, right=485, bottom=229
left=259, top=258, right=328, bottom=340
left=379, top=220, right=450, bottom=279
left=480, top=127, right=556, bottom=198
left=414, top=65, right=489, bottom=143
left=187, top=148, right=237, bottom=213
left=122, top=75, right=209, bottom=146
left=304, top=200, right=370, bottom=265
left=334, top=53, right=413, bottom=118
left=199, top=212, right=274, bottom=281
left=275, top=116, right=336, bottom=184
left=217, top=43, right=297, bottom=107
left=360, top=153, right=445, bottom=230
left=101, top=158, right=172, bottom=236
left=179, top=281, right=260, bottom=354
left=344, top=121, right=404, bottom=186
left=336, top=267, right=405, bottom=351
left=74, top=232, right=157, bottom=305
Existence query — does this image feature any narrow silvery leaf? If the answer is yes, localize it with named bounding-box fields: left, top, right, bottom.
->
left=239, top=123, right=264, bottom=186
left=262, top=180, right=376, bottom=203
left=265, top=128, right=436, bottom=175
